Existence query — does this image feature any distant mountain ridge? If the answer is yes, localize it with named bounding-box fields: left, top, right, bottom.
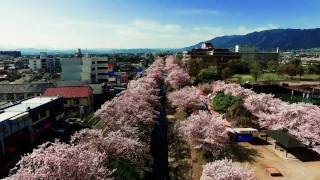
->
left=0, top=48, right=178, bottom=55
left=185, top=28, right=320, bottom=51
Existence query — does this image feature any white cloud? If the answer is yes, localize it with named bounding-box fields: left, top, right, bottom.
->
left=133, top=20, right=181, bottom=33
left=0, top=14, right=279, bottom=49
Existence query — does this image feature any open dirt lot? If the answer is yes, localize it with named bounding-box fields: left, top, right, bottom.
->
left=239, top=142, right=320, bottom=180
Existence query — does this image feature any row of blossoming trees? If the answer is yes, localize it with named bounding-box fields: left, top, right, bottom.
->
left=209, top=81, right=320, bottom=154
left=5, top=58, right=165, bottom=180
left=165, top=56, right=256, bottom=180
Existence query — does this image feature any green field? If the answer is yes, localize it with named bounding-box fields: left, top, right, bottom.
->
left=228, top=73, right=320, bottom=83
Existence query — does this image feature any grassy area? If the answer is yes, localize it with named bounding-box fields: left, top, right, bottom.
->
left=229, top=73, right=320, bottom=83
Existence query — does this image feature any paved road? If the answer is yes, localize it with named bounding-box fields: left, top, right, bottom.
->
left=150, top=84, right=170, bottom=180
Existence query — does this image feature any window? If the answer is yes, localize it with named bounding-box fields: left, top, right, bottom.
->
left=7, top=94, right=14, bottom=100
left=0, top=94, right=5, bottom=100
left=97, top=61, right=108, bottom=64
left=73, top=99, right=79, bottom=105
left=16, top=93, right=25, bottom=100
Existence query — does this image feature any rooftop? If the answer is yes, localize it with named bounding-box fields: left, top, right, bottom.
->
left=0, top=83, right=51, bottom=94
left=43, top=86, right=91, bottom=98
left=264, top=130, right=305, bottom=148
left=0, top=96, right=59, bottom=122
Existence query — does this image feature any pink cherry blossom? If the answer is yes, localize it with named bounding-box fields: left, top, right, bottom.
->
left=165, top=56, right=190, bottom=89
left=179, top=111, right=229, bottom=155
left=201, top=158, right=256, bottom=180
left=71, top=129, right=149, bottom=172
left=209, top=80, right=320, bottom=154
left=168, top=86, right=205, bottom=111
left=6, top=141, right=113, bottom=180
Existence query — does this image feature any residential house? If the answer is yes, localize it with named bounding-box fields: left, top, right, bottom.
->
left=43, top=86, right=93, bottom=114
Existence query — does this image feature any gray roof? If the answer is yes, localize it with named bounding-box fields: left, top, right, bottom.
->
left=0, top=83, right=52, bottom=94
left=265, top=130, right=305, bottom=148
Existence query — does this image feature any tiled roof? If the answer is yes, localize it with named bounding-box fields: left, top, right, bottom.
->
left=43, top=86, right=91, bottom=98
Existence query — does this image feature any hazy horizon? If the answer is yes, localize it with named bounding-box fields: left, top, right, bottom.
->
left=1, top=0, right=319, bottom=49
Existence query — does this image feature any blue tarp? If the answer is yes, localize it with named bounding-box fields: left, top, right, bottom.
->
left=235, top=133, right=253, bottom=142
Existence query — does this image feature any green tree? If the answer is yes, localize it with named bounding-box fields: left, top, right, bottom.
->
left=187, top=58, right=203, bottom=77
left=250, top=61, right=262, bottom=82
left=267, top=60, right=279, bottom=73
left=221, top=67, right=234, bottom=80
left=176, top=54, right=183, bottom=63
left=197, top=65, right=219, bottom=83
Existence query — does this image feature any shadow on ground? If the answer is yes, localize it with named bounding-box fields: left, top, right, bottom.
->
left=224, top=143, right=262, bottom=163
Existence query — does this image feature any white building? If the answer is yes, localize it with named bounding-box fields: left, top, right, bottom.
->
left=29, top=52, right=61, bottom=73
left=29, top=58, right=42, bottom=71
left=61, top=56, right=113, bottom=83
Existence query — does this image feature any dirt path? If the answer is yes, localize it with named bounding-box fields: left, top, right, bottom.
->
left=167, top=113, right=192, bottom=180
left=167, top=109, right=207, bottom=180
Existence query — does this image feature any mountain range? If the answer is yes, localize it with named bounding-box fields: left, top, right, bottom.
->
left=0, top=48, right=178, bottom=55
left=185, top=28, right=320, bottom=51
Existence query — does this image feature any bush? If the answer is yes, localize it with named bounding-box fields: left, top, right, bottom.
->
left=212, top=92, right=240, bottom=113
left=197, top=66, right=220, bottom=83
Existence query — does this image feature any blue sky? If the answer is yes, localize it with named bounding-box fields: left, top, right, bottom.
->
left=0, top=0, right=319, bottom=49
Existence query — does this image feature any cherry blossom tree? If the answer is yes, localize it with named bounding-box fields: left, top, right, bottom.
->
left=6, top=58, right=166, bottom=179
left=95, top=59, right=164, bottom=139
left=166, top=68, right=191, bottom=89
left=275, top=103, right=320, bottom=152
left=201, top=158, right=256, bottom=180
left=6, top=141, right=113, bottom=180
left=179, top=111, right=229, bottom=155
left=165, top=56, right=190, bottom=89
left=71, top=129, right=149, bottom=173
left=168, top=86, right=205, bottom=111
left=243, top=93, right=288, bottom=129
left=95, top=90, right=159, bottom=138
left=210, top=81, right=255, bottom=98
left=164, top=56, right=180, bottom=73
left=210, top=81, right=320, bottom=154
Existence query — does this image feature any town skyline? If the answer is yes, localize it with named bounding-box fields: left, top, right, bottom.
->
left=1, top=0, right=320, bottom=49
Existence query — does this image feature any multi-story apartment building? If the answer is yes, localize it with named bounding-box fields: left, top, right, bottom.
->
left=29, top=52, right=61, bottom=73
left=61, top=56, right=114, bottom=83
left=90, top=57, right=113, bottom=83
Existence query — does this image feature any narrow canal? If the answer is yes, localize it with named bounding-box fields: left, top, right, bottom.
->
left=150, top=84, right=170, bottom=180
